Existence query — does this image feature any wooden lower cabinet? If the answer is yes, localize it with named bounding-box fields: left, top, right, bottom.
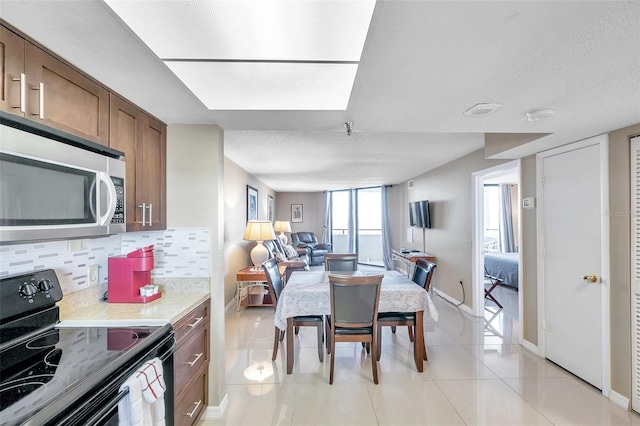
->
left=173, top=299, right=210, bottom=426
left=175, top=365, right=208, bottom=426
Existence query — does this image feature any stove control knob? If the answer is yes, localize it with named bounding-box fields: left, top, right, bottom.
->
left=19, top=283, right=38, bottom=299
left=38, top=279, right=54, bottom=293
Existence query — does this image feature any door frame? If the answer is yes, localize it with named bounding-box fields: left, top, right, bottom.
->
left=471, top=160, right=522, bottom=330
left=536, top=134, right=610, bottom=396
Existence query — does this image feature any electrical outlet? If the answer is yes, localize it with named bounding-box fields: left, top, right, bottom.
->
left=87, top=265, right=99, bottom=286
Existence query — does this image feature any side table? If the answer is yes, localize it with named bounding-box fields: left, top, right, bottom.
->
left=391, top=249, right=436, bottom=278
left=236, top=265, right=287, bottom=311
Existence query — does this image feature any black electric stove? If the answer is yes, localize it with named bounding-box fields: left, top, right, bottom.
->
left=0, top=270, right=174, bottom=426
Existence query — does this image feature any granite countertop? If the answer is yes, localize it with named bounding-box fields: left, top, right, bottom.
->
left=57, top=278, right=210, bottom=327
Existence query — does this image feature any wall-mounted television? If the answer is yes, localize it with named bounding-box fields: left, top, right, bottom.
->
left=409, top=200, right=431, bottom=229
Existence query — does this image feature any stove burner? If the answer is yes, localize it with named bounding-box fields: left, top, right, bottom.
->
left=43, top=329, right=139, bottom=367
left=25, top=329, right=60, bottom=350
left=0, top=374, right=55, bottom=412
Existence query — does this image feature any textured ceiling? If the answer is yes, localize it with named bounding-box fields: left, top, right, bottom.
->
left=1, top=1, right=638, bottom=191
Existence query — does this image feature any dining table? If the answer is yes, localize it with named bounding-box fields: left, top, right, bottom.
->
left=273, top=269, right=439, bottom=374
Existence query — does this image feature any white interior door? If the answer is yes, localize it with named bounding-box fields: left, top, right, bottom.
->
left=539, top=136, right=608, bottom=390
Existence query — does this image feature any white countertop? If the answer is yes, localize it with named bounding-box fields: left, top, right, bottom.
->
left=58, top=291, right=210, bottom=327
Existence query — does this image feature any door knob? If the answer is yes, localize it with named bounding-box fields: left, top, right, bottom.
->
left=583, top=274, right=598, bottom=283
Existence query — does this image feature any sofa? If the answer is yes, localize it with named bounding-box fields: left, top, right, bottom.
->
left=263, top=239, right=310, bottom=281
left=290, top=232, right=332, bottom=266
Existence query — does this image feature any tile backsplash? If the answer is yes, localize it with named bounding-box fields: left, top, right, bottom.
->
left=0, top=228, right=211, bottom=295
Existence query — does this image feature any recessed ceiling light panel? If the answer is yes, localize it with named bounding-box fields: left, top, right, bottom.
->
left=165, top=62, right=358, bottom=110
left=463, top=103, right=503, bottom=117
left=104, top=0, right=376, bottom=61
left=104, top=0, right=375, bottom=111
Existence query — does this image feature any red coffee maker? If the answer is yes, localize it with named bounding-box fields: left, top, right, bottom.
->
left=108, top=245, right=161, bottom=303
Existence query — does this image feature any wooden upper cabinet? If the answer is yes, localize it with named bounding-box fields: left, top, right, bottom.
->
left=141, top=114, right=166, bottom=230
left=109, top=94, right=143, bottom=230
left=110, top=94, right=166, bottom=232
left=24, top=42, right=109, bottom=145
left=0, top=26, right=26, bottom=116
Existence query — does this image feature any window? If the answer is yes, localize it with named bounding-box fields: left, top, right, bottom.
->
left=329, top=187, right=383, bottom=266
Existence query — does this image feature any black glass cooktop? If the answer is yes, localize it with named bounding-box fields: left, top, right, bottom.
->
left=0, top=324, right=166, bottom=426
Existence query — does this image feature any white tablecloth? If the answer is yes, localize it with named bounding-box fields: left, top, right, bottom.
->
left=274, top=270, right=439, bottom=330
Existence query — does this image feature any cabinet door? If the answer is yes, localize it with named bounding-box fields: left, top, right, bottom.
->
left=25, top=42, right=109, bottom=145
left=0, top=26, right=25, bottom=116
left=140, top=114, right=166, bottom=230
left=109, top=94, right=144, bottom=231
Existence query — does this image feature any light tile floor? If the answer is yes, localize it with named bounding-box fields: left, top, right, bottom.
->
left=201, top=290, right=640, bottom=425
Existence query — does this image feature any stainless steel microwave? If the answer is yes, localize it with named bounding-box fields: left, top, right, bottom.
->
left=0, top=113, right=126, bottom=243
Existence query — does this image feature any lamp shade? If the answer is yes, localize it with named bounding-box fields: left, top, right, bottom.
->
left=273, top=221, right=292, bottom=233
left=273, top=220, right=292, bottom=245
left=243, top=221, right=276, bottom=267
left=243, top=221, right=276, bottom=242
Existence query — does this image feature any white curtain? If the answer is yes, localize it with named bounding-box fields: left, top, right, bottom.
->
left=347, top=189, right=357, bottom=253
left=322, top=191, right=331, bottom=244
left=380, top=186, right=393, bottom=270
left=499, top=184, right=516, bottom=252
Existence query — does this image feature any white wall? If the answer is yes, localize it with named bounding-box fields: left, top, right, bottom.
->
left=223, top=157, right=276, bottom=304
left=275, top=192, right=325, bottom=238
left=166, top=124, right=226, bottom=411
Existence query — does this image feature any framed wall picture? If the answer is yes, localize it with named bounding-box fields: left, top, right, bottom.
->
left=267, top=195, right=274, bottom=222
left=247, top=185, right=258, bottom=221
left=291, top=204, right=303, bottom=223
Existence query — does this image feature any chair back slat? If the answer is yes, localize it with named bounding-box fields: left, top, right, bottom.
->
left=262, top=258, right=283, bottom=307
left=329, top=274, right=382, bottom=327
left=324, top=254, right=358, bottom=271
left=412, top=259, right=437, bottom=291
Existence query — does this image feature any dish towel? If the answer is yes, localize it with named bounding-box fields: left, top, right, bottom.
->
left=118, top=357, right=166, bottom=426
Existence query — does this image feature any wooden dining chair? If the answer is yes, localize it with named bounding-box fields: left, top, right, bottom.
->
left=323, top=253, right=359, bottom=354
left=324, top=253, right=359, bottom=272
left=262, top=258, right=325, bottom=362
left=376, top=259, right=436, bottom=361
left=328, top=273, right=383, bottom=384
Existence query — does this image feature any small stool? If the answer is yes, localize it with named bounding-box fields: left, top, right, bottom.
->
left=484, top=274, right=503, bottom=308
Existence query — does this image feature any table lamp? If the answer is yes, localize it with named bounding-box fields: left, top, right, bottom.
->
left=243, top=221, right=276, bottom=269
left=273, top=220, right=292, bottom=245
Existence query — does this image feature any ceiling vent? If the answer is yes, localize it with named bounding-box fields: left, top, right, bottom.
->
left=408, top=179, right=414, bottom=189
left=463, top=103, right=503, bottom=117
left=526, top=107, right=555, bottom=121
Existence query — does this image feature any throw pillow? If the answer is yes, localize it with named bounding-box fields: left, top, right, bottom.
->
left=283, top=245, right=298, bottom=259
left=275, top=251, right=287, bottom=263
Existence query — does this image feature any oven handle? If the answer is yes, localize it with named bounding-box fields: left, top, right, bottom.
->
left=81, top=386, right=130, bottom=425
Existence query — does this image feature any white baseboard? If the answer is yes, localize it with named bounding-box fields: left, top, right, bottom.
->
left=225, top=298, right=236, bottom=312
left=203, top=393, right=229, bottom=419
left=432, top=288, right=473, bottom=316
left=609, top=389, right=630, bottom=410
left=521, top=339, right=539, bottom=355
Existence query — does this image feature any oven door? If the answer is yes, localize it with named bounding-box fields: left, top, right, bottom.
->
left=51, top=332, right=175, bottom=426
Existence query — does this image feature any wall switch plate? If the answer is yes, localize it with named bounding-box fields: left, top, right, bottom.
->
left=87, top=265, right=99, bottom=286
left=522, top=197, right=536, bottom=209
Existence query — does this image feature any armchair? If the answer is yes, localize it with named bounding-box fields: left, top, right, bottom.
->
left=262, top=239, right=309, bottom=281
left=290, top=232, right=332, bottom=266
